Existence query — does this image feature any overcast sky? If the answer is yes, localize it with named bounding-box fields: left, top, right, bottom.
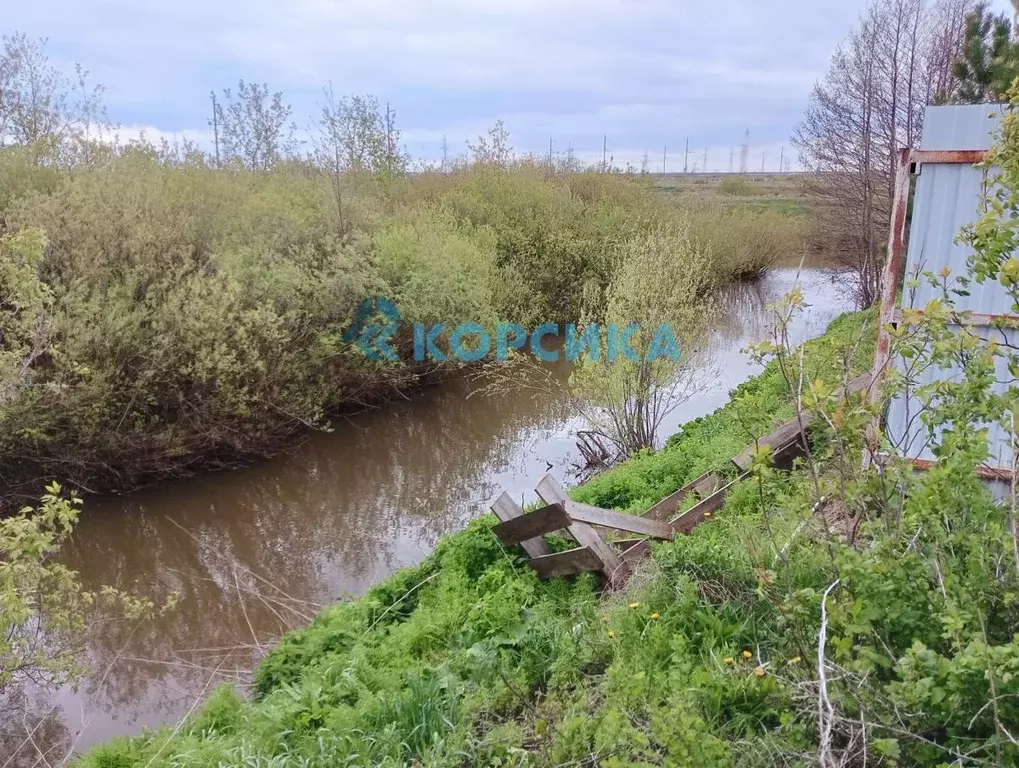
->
left=5, top=0, right=1016, bottom=171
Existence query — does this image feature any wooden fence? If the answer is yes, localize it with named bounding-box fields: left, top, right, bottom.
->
left=491, top=373, right=870, bottom=587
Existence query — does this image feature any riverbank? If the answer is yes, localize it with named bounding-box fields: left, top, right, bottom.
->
left=78, top=307, right=879, bottom=767
left=0, top=154, right=803, bottom=507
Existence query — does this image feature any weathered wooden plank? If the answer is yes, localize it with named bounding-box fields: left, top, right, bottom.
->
left=536, top=475, right=628, bottom=587
left=567, top=501, right=674, bottom=540
left=612, top=538, right=646, bottom=552
left=492, top=503, right=571, bottom=546
left=619, top=540, right=651, bottom=564
left=528, top=546, right=602, bottom=579
left=641, top=471, right=723, bottom=521
left=733, top=373, right=872, bottom=472
left=669, top=479, right=742, bottom=534
left=491, top=492, right=551, bottom=559
left=732, top=417, right=807, bottom=471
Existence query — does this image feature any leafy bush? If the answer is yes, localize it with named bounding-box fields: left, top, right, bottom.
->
left=688, top=204, right=806, bottom=281
left=719, top=176, right=754, bottom=196
left=0, top=485, right=166, bottom=693
left=0, top=144, right=803, bottom=500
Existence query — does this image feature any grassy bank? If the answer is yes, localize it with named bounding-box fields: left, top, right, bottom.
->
left=0, top=149, right=803, bottom=504
left=79, top=309, right=890, bottom=767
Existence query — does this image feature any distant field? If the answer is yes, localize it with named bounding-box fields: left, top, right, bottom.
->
left=650, top=171, right=837, bottom=269
left=651, top=172, right=811, bottom=216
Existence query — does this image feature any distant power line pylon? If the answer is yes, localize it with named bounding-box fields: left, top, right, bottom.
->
left=739, top=129, right=750, bottom=174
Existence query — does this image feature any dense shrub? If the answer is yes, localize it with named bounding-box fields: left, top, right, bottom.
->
left=0, top=150, right=796, bottom=499
left=718, top=175, right=754, bottom=196
left=688, top=204, right=806, bottom=280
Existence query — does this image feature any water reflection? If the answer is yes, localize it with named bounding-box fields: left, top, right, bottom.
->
left=19, top=268, right=852, bottom=757
left=53, top=367, right=574, bottom=742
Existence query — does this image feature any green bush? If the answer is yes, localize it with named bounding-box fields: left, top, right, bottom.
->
left=719, top=175, right=754, bottom=196
left=688, top=204, right=806, bottom=281
left=0, top=151, right=746, bottom=497
left=0, top=146, right=801, bottom=499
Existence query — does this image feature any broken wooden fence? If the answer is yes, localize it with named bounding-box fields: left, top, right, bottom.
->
left=491, top=373, right=871, bottom=586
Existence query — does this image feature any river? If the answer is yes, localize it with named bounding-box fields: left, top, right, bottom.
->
left=3, top=268, right=854, bottom=762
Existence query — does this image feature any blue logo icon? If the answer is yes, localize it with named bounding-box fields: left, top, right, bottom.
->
left=343, top=296, right=401, bottom=361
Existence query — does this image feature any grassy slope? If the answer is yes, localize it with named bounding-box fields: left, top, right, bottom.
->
left=79, top=309, right=875, bottom=768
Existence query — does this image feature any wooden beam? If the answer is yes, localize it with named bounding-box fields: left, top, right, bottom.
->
left=528, top=547, right=602, bottom=579
left=618, top=540, right=651, bottom=564
left=491, top=492, right=551, bottom=559
left=732, top=417, right=806, bottom=471
left=892, top=308, right=1019, bottom=326
left=669, top=479, right=740, bottom=534
left=536, top=475, right=628, bottom=587
left=908, top=457, right=1015, bottom=482
left=732, top=374, right=871, bottom=473
left=867, top=147, right=913, bottom=473
left=911, top=148, right=986, bottom=165
left=641, top=471, right=721, bottom=521
left=566, top=501, right=674, bottom=540
left=492, top=503, right=571, bottom=546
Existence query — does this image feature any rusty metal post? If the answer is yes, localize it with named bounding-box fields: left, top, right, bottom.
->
left=863, top=148, right=912, bottom=470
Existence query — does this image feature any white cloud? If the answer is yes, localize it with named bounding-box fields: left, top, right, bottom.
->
left=10, top=0, right=1003, bottom=159
left=105, top=125, right=215, bottom=147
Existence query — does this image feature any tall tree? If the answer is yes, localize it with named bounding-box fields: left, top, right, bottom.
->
left=467, top=120, right=513, bottom=167
left=314, top=87, right=407, bottom=177
left=951, top=2, right=1019, bottom=102
left=0, top=34, right=68, bottom=149
left=0, top=34, right=108, bottom=165
left=312, top=86, right=409, bottom=230
left=794, top=0, right=970, bottom=307
left=928, top=0, right=978, bottom=100
left=212, top=80, right=297, bottom=170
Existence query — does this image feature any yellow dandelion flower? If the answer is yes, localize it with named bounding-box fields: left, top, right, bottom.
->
left=754, top=666, right=767, bottom=678
left=742, top=650, right=753, bottom=660
left=788, top=657, right=802, bottom=665
left=607, top=631, right=616, bottom=638
left=629, top=601, right=640, bottom=609
left=723, top=657, right=735, bottom=665
left=650, top=612, right=661, bottom=621
left=704, top=511, right=712, bottom=518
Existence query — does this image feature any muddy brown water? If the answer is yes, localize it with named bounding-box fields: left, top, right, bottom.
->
left=5, top=269, right=855, bottom=761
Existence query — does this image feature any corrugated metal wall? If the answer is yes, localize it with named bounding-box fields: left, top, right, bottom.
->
left=884, top=105, right=1014, bottom=483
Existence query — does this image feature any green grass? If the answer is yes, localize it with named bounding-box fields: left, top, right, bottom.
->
left=652, top=173, right=811, bottom=216
left=76, top=309, right=876, bottom=767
